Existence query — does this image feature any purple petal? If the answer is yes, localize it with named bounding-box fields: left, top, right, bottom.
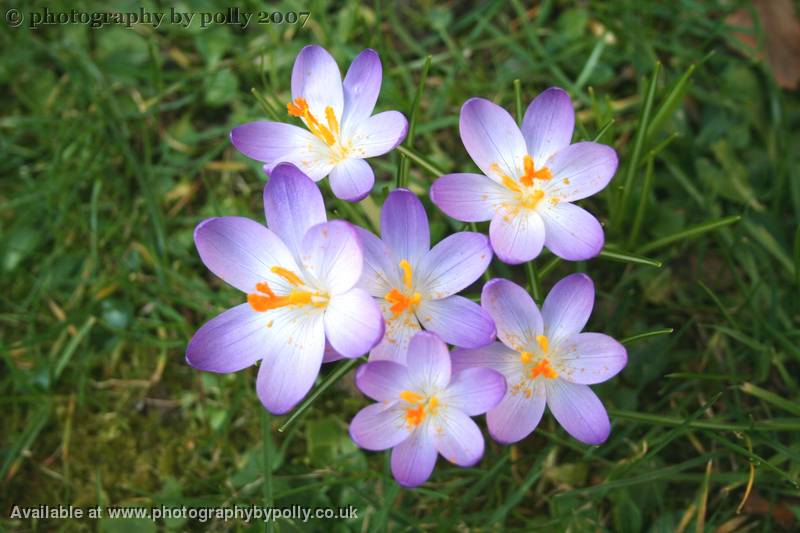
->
left=481, top=278, right=543, bottom=352
left=521, top=87, right=575, bottom=165
left=430, top=409, right=484, bottom=467
left=354, top=227, right=400, bottom=297
left=264, top=163, right=326, bottom=260
left=380, top=189, right=429, bottom=269
left=459, top=98, right=527, bottom=184
left=557, top=333, right=627, bottom=385
left=417, top=232, right=492, bottom=299
left=540, top=202, right=604, bottom=260
left=355, top=361, right=412, bottom=401
left=487, top=381, right=546, bottom=444
left=545, top=380, right=610, bottom=445
left=324, top=288, right=384, bottom=357
left=323, top=342, right=345, bottom=363
left=186, top=303, right=269, bottom=373
left=291, top=45, right=343, bottom=122
left=416, top=295, right=496, bottom=348
left=406, top=331, right=451, bottom=390
left=230, top=121, right=322, bottom=164
left=543, top=142, right=618, bottom=202
left=329, top=158, right=375, bottom=202
left=450, top=342, right=518, bottom=375
left=194, top=217, right=297, bottom=294
left=350, top=111, right=408, bottom=158
left=392, top=428, right=438, bottom=487
left=350, top=403, right=412, bottom=450
left=341, top=49, right=382, bottom=132
left=255, top=309, right=325, bottom=414
left=489, top=208, right=545, bottom=264
left=430, top=173, right=511, bottom=222
left=542, top=273, right=594, bottom=342
left=441, top=368, right=506, bottom=416
left=264, top=155, right=333, bottom=183
left=369, top=301, right=422, bottom=363
left=300, top=221, right=362, bottom=295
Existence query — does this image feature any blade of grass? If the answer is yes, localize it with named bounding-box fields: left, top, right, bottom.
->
left=637, top=215, right=741, bottom=254
left=397, top=55, right=432, bottom=188
left=396, top=145, right=446, bottom=177
left=740, top=382, right=800, bottom=416
left=261, top=410, right=274, bottom=533
left=489, top=446, right=551, bottom=524
left=592, top=118, right=615, bottom=143
left=54, top=316, right=96, bottom=382
left=609, top=409, right=800, bottom=432
left=646, top=63, right=696, bottom=141
left=600, top=247, right=662, bottom=268
left=575, top=38, right=607, bottom=90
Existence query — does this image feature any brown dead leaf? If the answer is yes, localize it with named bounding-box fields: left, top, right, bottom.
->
left=741, top=491, right=796, bottom=528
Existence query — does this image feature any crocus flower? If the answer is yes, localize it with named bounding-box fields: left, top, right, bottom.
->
left=452, top=274, right=627, bottom=445
left=186, top=163, right=384, bottom=414
left=231, top=45, right=408, bottom=202
left=430, top=88, right=618, bottom=264
left=355, top=189, right=496, bottom=363
left=349, top=331, right=506, bottom=487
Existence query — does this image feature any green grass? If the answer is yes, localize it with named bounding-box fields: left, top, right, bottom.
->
left=2, top=0, right=800, bottom=531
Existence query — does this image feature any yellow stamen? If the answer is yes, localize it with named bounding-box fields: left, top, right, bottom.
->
left=520, top=155, right=553, bottom=187
left=530, top=357, right=558, bottom=379
left=405, top=404, right=425, bottom=427
left=520, top=351, right=533, bottom=364
left=398, top=259, right=413, bottom=289
left=401, top=392, right=440, bottom=427
left=271, top=266, right=304, bottom=286
left=325, top=106, right=339, bottom=135
left=385, top=288, right=422, bottom=316
left=400, top=390, right=423, bottom=403
left=535, top=335, right=549, bottom=353
left=248, top=286, right=312, bottom=312
left=286, top=96, right=336, bottom=146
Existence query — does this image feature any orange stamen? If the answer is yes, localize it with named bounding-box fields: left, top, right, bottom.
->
left=401, top=392, right=439, bottom=427
left=271, top=266, right=304, bottom=286
left=530, top=358, right=558, bottom=379
left=520, top=155, right=553, bottom=187
left=286, top=96, right=337, bottom=146
left=385, top=288, right=421, bottom=316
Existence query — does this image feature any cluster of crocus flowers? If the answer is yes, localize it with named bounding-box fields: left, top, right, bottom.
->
left=187, top=44, right=630, bottom=489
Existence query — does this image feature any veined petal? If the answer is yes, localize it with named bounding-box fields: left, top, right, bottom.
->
left=430, top=173, right=511, bottom=222
left=301, top=221, right=362, bottom=295
left=459, top=98, right=527, bottom=184
left=430, top=409, right=484, bottom=467
left=381, top=189, right=429, bottom=270
left=481, top=278, right=543, bottom=352
left=354, top=227, right=400, bottom=297
left=350, top=402, right=412, bottom=451
left=487, top=380, right=546, bottom=444
left=406, top=331, right=451, bottom=391
left=542, top=273, right=594, bottom=343
left=329, top=158, right=375, bottom=202
left=342, top=48, right=382, bottom=132
left=369, top=300, right=422, bottom=363
left=264, top=154, right=334, bottom=183
left=542, top=142, right=618, bottom=202
left=186, top=303, right=269, bottom=373
left=291, top=45, right=343, bottom=123
left=450, top=342, right=519, bottom=375
left=355, top=361, right=412, bottom=401
left=255, top=307, right=325, bottom=414
left=417, top=232, right=492, bottom=299
left=545, top=379, right=610, bottom=445
left=349, top=111, right=408, bottom=159
left=441, top=368, right=506, bottom=416
left=557, top=333, right=627, bottom=385
left=489, top=208, right=545, bottom=264
left=391, top=427, right=438, bottom=487
left=264, top=163, right=326, bottom=261
left=230, top=121, right=321, bottom=164
left=322, top=342, right=345, bottom=363
left=324, top=288, right=384, bottom=357
left=416, top=296, right=496, bottom=348
left=521, top=87, right=575, bottom=165
left=194, top=217, right=298, bottom=294
left=540, top=202, right=604, bottom=261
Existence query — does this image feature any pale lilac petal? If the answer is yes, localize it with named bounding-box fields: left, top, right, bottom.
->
left=540, top=202, right=604, bottom=261
left=354, top=227, right=400, bottom=297
left=430, top=409, right=484, bottom=467
left=194, top=217, right=297, bottom=294
left=186, top=303, right=269, bottom=373
left=264, top=163, right=326, bottom=260
left=521, top=87, right=575, bottom=165
left=349, top=111, right=407, bottom=159
left=481, top=278, right=543, bottom=352
left=255, top=308, right=325, bottom=414
left=230, top=121, right=322, bottom=164
left=341, top=48, right=382, bottom=132
left=417, top=232, right=492, bottom=299
left=355, top=361, right=412, bottom=401
left=322, top=342, right=345, bottom=363
left=430, top=173, right=512, bottom=222
left=291, top=45, right=343, bottom=122
left=545, top=380, right=610, bottom=445
left=264, top=153, right=334, bottom=183
left=369, top=301, right=421, bottom=363
left=487, top=380, right=546, bottom=444
left=542, top=273, right=594, bottom=342
left=380, top=189, right=429, bottom=269
left=324, top=288, right=384, bottom=357
left=416, top=296, right=495, bottom=348
left=350, top=403, right=412, bottom=450
left=542, top=142, right=618, bottom=202
left=391, top=428, right=438, bottom=487
left=405, top=331, right=451, bottom=390
left=459, top=98, right=527, bottom=184
left=450, top=342, right=519, bottom=375
left=557, top=333, right=627, bottom=385
left=300, top=221, right=362, bottom=294
left=329, top=158, right=374, bottom=202
left=441, top=368, right=506, bottom=416
left=489, top=208, right=545, bottom=264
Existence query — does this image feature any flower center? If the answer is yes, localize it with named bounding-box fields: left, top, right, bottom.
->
left=287, top=96, right=351, bottom=163
left=247, top=266, right=327, bottom=312
left=519, top=335, right=558, bottom=380
left=384, top=259, right=422, bottom=317
left=492, top=154, right=554, bottom=210
left=400, top=390, right=440, bottom=427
